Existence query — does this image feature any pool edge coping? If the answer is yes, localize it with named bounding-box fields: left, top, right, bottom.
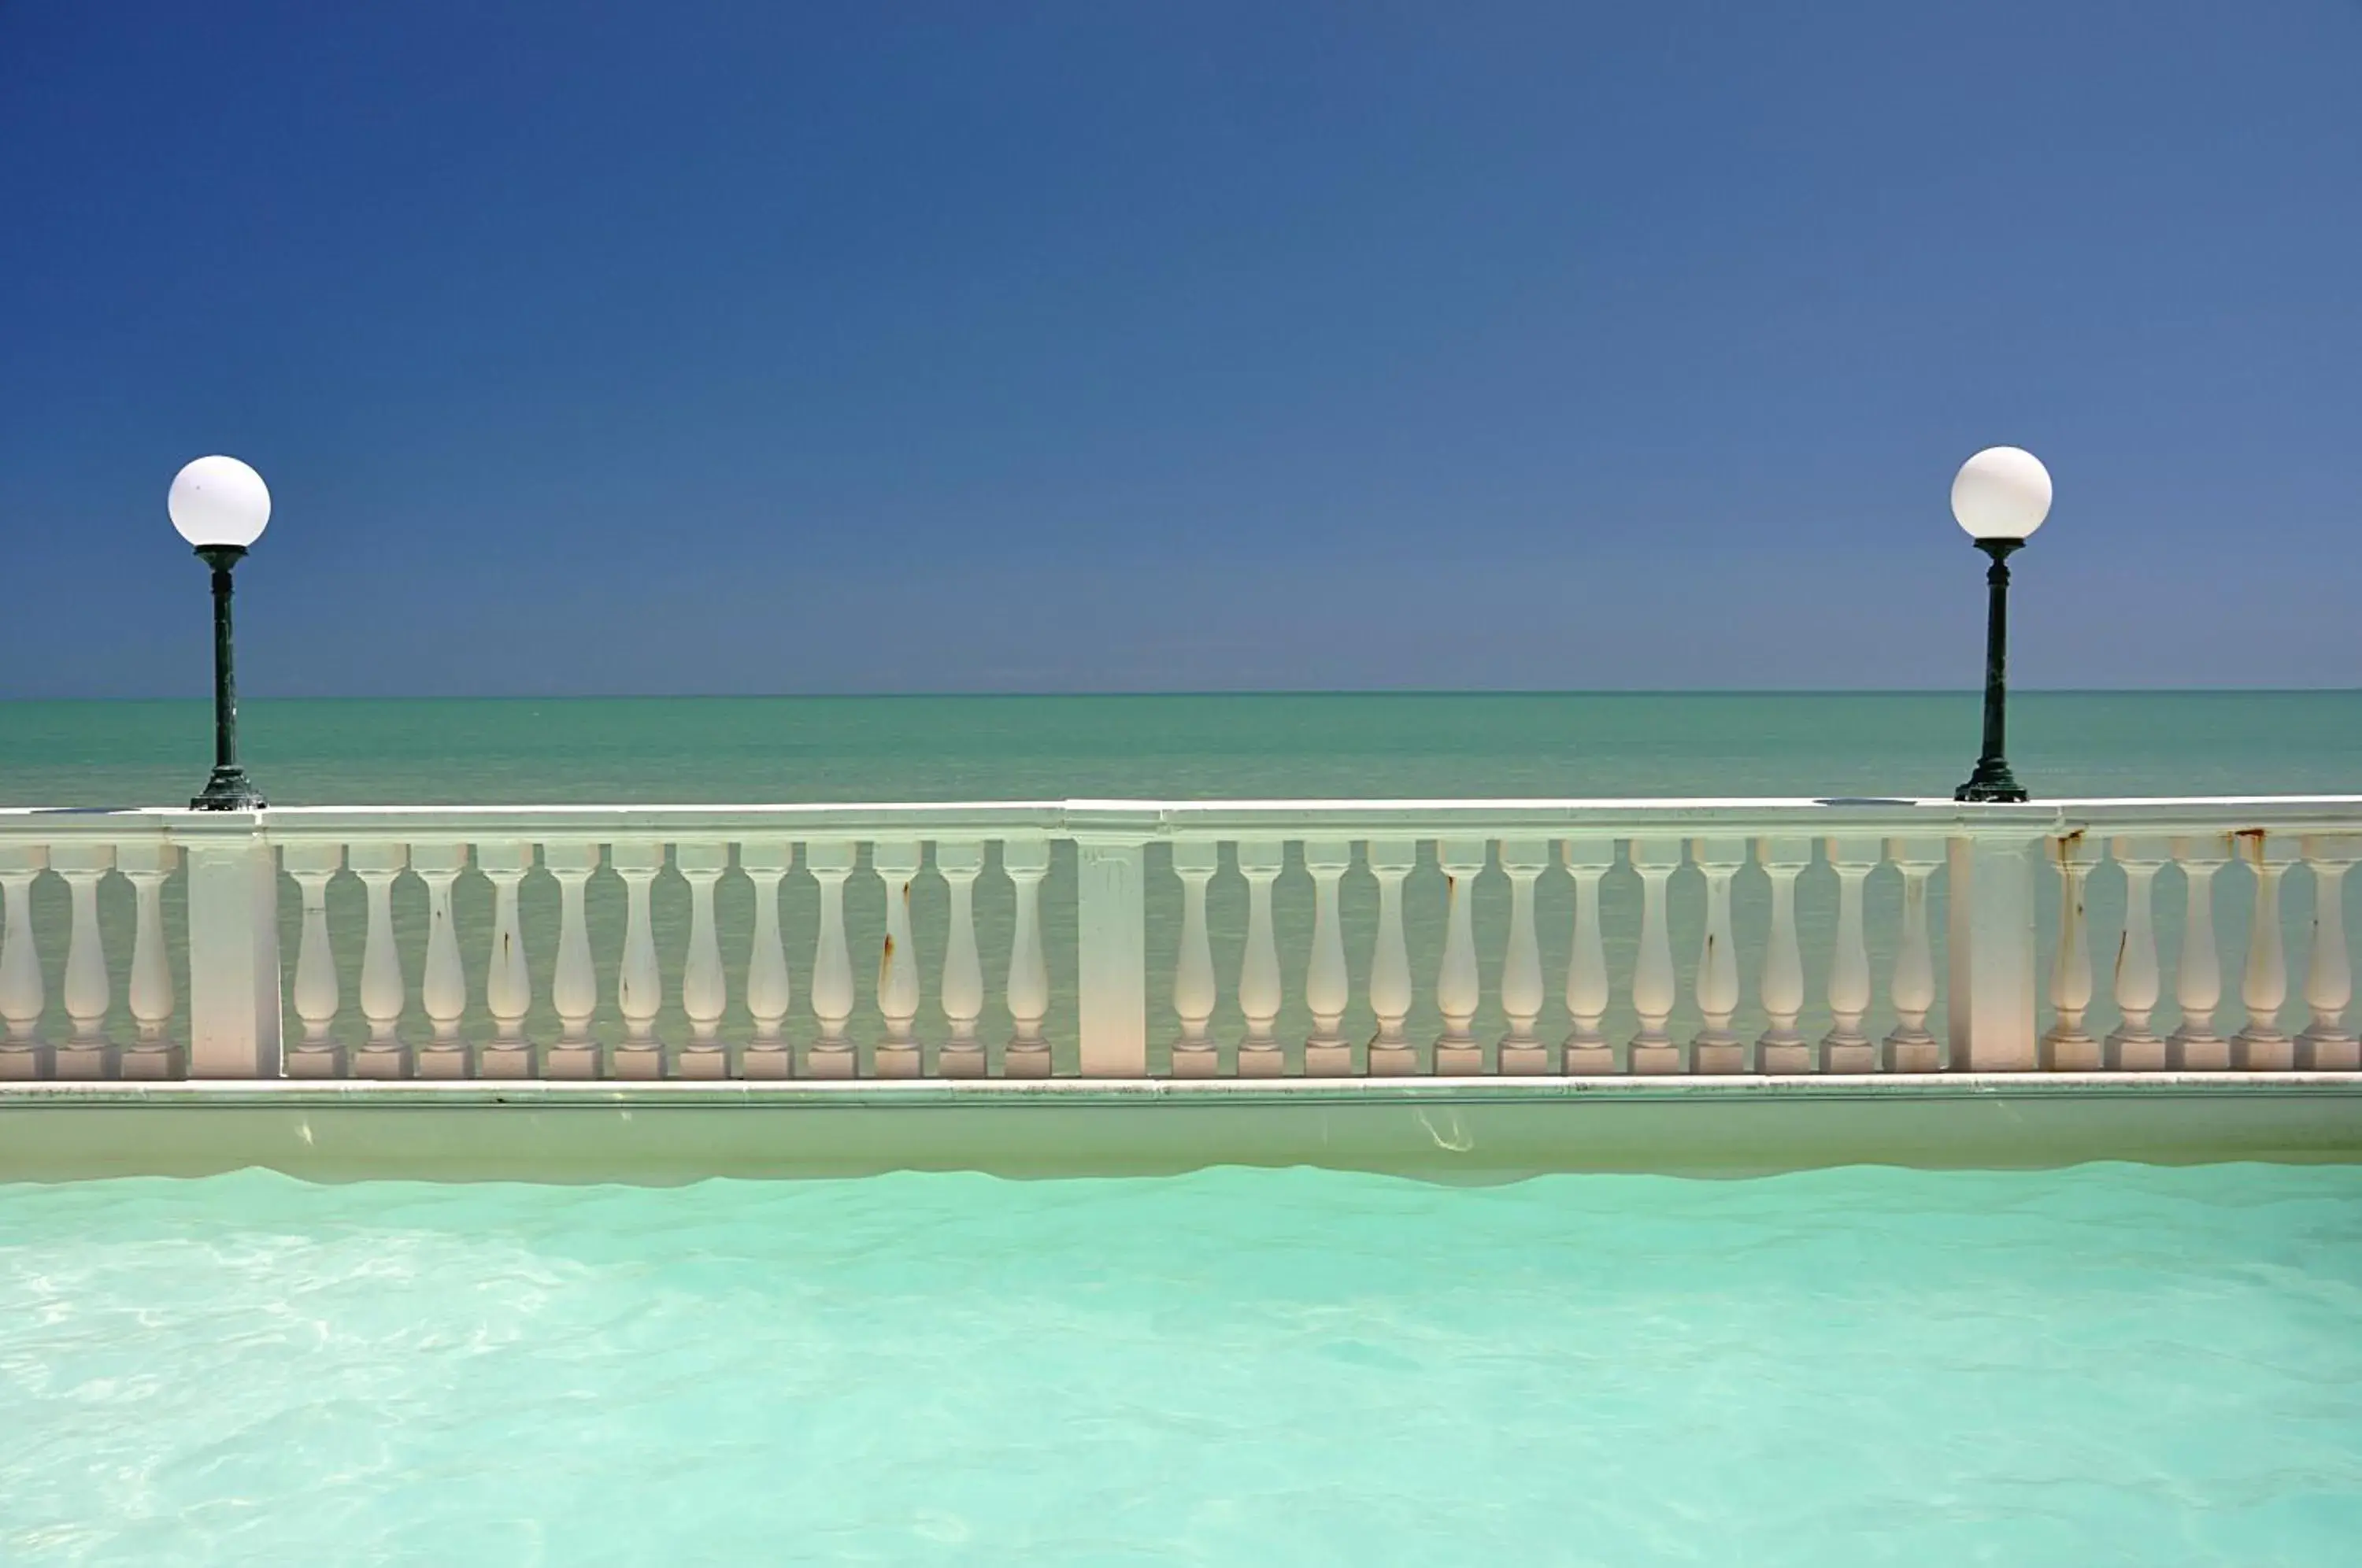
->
left=7, top=1072, right=2362, bottom=1109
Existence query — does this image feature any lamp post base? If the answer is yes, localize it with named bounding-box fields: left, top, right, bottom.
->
left=1955, top=760, right=2027, bottom=804
left=191, top=766, right=266, bottom=812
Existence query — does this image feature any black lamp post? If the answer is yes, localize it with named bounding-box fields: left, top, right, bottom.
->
left=1949, top=446, right=2052, bottom=804
left=168, top=457, right=272, bottom=812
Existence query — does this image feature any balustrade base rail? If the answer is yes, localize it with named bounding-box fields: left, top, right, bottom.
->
left=2, top=1074, right=2357, bottom=1182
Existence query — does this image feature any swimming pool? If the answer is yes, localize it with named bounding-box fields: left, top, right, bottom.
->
left=6, top=1161, right=2359, bottom=1563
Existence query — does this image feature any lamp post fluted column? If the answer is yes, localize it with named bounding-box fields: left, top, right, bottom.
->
left=191, top=543, right=263, bottom=810
left=1956, top=537, right=2025, bottom=803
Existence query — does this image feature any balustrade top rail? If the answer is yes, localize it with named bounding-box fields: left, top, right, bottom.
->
left=10, top=794, right=2362, bottom=843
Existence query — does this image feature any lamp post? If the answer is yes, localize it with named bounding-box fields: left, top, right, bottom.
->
left=1950, top=446, right=2053, bottom=803
left=169, top=456, right=273, bottom=811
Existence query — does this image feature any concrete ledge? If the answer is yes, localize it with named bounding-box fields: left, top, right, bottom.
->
left=6, top=1071, right=2362, bottom=1106
left=4, top=1075, right=2360, bottom=1183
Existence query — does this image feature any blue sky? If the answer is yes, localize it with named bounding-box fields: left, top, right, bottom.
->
left=2, top=2, right=2356, bottom=696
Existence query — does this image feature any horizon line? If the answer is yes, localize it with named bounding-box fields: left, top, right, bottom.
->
left=6, top=687, right=2360, bottom=704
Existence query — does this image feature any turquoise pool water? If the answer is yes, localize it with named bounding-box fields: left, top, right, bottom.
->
left=6, top=1163, right=2360, bottom=1563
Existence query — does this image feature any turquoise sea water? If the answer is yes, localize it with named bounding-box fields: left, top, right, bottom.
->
left=4, top=690, right=2362, bottom=804
left=5, top=1161, right=2362, bottom=1564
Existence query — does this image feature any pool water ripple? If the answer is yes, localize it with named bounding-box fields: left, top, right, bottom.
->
left=4, top=1162, right=2362, bottom=1564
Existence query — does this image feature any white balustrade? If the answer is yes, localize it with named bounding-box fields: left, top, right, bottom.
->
left=1169, top=841, right=1220, bottom=1077
left=873, top=840, right=924, bottom=1078
left=545, top=841, right=602, bottom=1078
left=1883, top=838, right=1944, bottom=1072
left=118, top=842, right=177, bottom=1079
left=2233, top=834, right=2297, bottom=1070
left=0, top=849, right=43, bottom=1074
left=1627, top=838, right=1682, bottom=1074
left=2170, top=836, right=2229, bottom=1070
left=350, top=842, right=408, bottom=1078
left=1003, top=838, right=1052, bottom=1078
left=2298, top=835, right=2358, bottom=1070
left=1301, top=840, right=1353, bottom=1076
left=1434, top=840, right=1487, bottom=1074
left=1688, top=838, right=1745, bottom=1074
left=611, top=841, right=665, bottom=1079
left=479, top=841, right=535, bottom=1078
left=741, top=841, right=794, bottom=1078
left=1822, top=838, right=1881, bottom=1073
left=1754, top=838, right=1812, bottom=1074
left=676, top=841, right=730, bottom=1080
left=1236, top=839, right=1286, bottom=1077
left=806, top=840, right=858, bottom=1078
left=1497, top=839, right=1550, bottom=1074
left=285, top=842, right=343, bottom=1078
left=411, top=843, right=470, bottom=1078
left=1365, top=840, right=1418, bottom=1075
left=2105, top=838, right=2168, bottom=1071
left=936, top=841, right=986, bottom=1078
left=0, top=849, right=43, bottom=1078
left=50, top=843, right=114, bottom=1078
left=2, top=797, right=2356, bottom=1091
left=2042, top=833, right=2100, bottom=1071
left=1560, top=840, right=1615, bottom=1074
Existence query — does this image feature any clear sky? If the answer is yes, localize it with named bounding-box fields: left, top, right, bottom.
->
left=2, top=2, right=2356, bottom=697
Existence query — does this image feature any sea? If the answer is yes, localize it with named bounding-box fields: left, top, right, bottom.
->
left=4, top=690, right=2361, bottom=805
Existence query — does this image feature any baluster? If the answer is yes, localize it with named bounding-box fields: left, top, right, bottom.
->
left=350, top=843, right=409, bottom=1078
left=1365, top=840, right=1418, bottom=1075
left=1879, top=839, right=1945, bottom=1072
left=544, top=841, right=602, bottom=1078
left=1754, top=839, right=1812, bottom=1074
left=118, top=843, right=178, bottom=1080
left=2232, top=834, right=2296, bottom=1070
left=2041, top=833, right=2100, bottom=1071
left=479, top=841, right=535, bottom=1079
left=611, top=840, right=665, bottom=1079
left=2105, top=838, right=2168, bottom=1071
left=1434, top=840, right=1488, bottom=1074
left=675, top=841, right=730, bottom=1079
left=1496, top=840, right=1551, bottom=1074
left=1003, top=838, right=1052, bottom=1078
left=872, top=840, right=924, bottom=1078
left=0, top=851, right=43, bottom=1077
left=1819, top=839, right=1881, bottom=1072
left=740, top=842, right=795, bottom=1078
left=2169, top=837, right=2230, bottom=1069
left=1628, top=838, right=1682, bottom=1074
left=412, top=844, right=472, bottom=1079
left=936, top=841, right=985, bottom=1078
left=1301, top=840, right=1353, bottom=1075
left=285, top=842, right=344, bottom=1078
left=1562, top=841, right=1615, bottom=1073
left=805, top=840, right=859, bottom=1078
left=50, top=844, right=116, bottom=1078
left=2298, top=835, right=2358, bottom=1069
left=1237, top=840, right=1286, bottom=1076
left=1170, top=841, right=1220, bottom=1078
left=1688, top=838, right=1746, bottom=1074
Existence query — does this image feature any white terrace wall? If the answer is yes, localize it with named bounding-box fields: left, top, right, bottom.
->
left=0, top=799, right=2356, bottom=1084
